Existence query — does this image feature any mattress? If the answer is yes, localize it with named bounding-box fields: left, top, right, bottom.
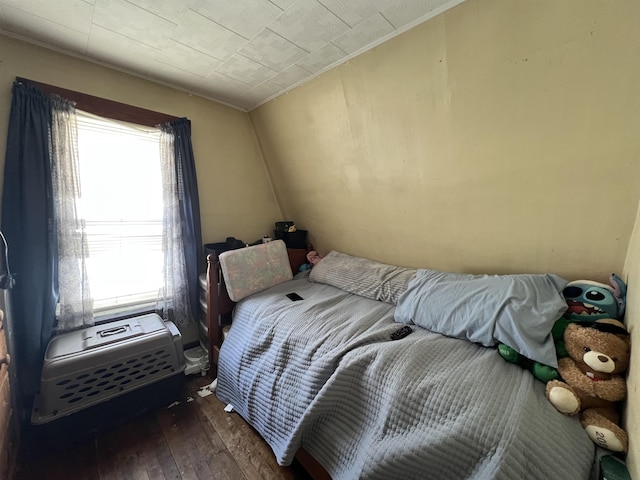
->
left=216, top=275, right=596, bottom=480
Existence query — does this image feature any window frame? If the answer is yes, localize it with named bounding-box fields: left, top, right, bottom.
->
left=19, top=78, right=180, bottom=324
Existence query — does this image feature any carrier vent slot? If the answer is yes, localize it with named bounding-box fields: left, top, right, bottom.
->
left=53, top=348, right=176, bottom=406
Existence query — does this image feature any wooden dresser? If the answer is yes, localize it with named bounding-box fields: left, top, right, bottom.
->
left=0, top=308, right=14, bottom=479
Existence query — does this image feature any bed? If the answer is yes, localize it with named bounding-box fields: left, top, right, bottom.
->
left=206, top=240, right=599, bottom=479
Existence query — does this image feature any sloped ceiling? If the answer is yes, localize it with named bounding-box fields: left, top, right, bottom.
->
left=0, top=0, right=464, bottom=111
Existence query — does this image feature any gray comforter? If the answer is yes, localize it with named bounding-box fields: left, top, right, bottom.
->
left=216, top=275, right=595, bottom=479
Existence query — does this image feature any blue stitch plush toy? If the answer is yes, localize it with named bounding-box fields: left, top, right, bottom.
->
left=498, top=273, right=627, bottom=383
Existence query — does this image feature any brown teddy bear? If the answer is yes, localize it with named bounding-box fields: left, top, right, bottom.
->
left=545, top=319, right=631, bottom=453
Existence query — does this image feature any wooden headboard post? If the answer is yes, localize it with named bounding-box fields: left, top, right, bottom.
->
left=205, top=253, right=235, bottom=370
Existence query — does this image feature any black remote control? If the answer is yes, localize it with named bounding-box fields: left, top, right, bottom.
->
left=390, top=326, right=413, bottom=340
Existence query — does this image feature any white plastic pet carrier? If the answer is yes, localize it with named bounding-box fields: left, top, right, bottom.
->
left=32, top=313, right=185, bottom=424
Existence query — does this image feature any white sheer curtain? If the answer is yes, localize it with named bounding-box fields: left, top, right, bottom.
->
left=50, top=96, right=94, bottom=331
left=156, top=127, right=192, bottom=326
left=48, top=99, right=193, bottom=329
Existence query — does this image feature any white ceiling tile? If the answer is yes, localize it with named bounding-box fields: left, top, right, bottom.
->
left=201, top=71, right=253, bottom=98
left=195, top=74, right=254, bottom=107
left=382, top=0, right=447, bottom=29
left=239, top=80, right=283, bottom=106
left=0, top=0, right=461, bottom=110
left=268, top=64, right=311, bottom=88
left=145, top=62, right=209, bottom=92
left=87, top=24, right=161, bottom=76
left=239, top=28, right=308, bottom=72
left=0, top=5, right=90, bottom=54
left=268, top=0, right=295, bottom=10
left=173, top=9, right=247, bottom=61
left=216, top=54, right=277, bottom=87
left=126, top=0, right=192, bottom=23
left=319, top=0, right=399, bottom=27
left=233, top=98, right=256, bottom=111
left=188, top=88, right=242, bottom=107
left=190, top=0, right=283, bottom=40
left=155, top=40, right=222, bottom=78
left=332, top=13, right=395, bottom=55
left=0, top=0, right=93, bottom=34
left=268, top=0, right=350, bottom=52
left=92, top=0, right=176, bottom=49
left=295, top=42, right=346, bottom=73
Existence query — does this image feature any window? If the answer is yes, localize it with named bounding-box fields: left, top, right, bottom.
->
left=14, top=77, right=200, bottom=330
left=76, top=112, right=163, bottom=314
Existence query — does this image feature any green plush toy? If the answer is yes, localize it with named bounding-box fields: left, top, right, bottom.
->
left=498, top=274, right=627, bottom=383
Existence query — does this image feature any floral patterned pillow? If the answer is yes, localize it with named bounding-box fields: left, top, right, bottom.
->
left=219, top=240, right=293, bottom=302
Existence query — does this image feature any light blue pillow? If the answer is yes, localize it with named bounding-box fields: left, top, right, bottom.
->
left=394, top=269, right=568, bottom=367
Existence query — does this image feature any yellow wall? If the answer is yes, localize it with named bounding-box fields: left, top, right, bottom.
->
left=251, top=0, right=640, bottom=473
left=0, top=33, right=281, bottom=247
left=250, top=0, right=640, bottom=283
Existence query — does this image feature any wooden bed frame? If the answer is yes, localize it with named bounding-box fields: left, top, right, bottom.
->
left=205, top=247, right=330, bottom=479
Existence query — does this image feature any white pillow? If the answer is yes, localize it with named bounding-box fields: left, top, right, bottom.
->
left=309, top=251, right=416, bottom=304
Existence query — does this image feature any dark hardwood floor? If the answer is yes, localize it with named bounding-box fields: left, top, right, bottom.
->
left=13, top=374, right=311, bottom=480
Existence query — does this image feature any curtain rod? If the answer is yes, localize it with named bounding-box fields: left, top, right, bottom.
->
left=16, top=77, right=180, bottom=128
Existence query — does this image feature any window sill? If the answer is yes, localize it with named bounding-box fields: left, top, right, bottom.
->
left=93, top=303, right=156, bottom=324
